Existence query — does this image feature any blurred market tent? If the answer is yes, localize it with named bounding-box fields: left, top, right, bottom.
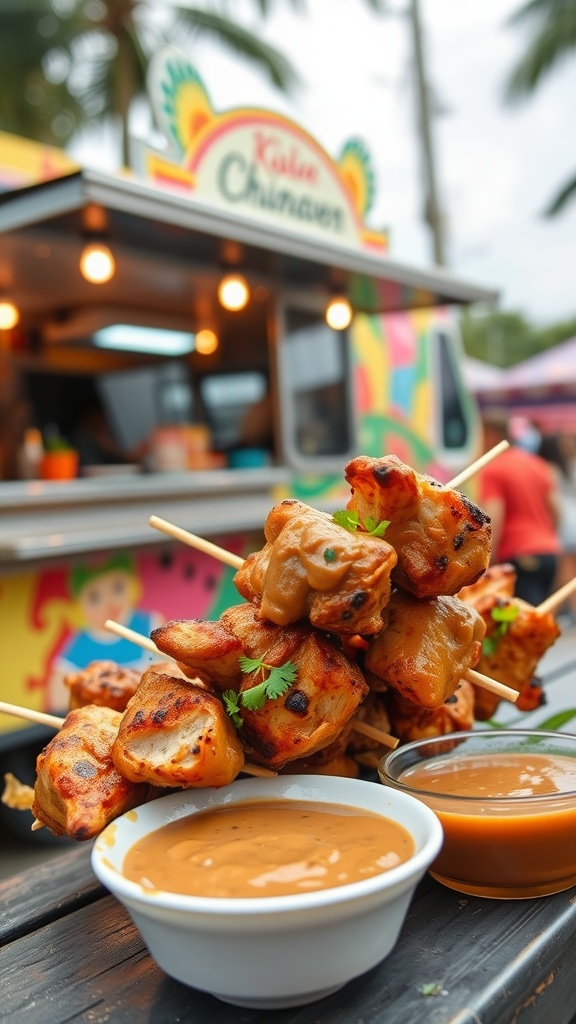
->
left=464, top=335, right=576, bottom=434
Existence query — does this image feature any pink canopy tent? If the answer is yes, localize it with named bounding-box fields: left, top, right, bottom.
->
left=468, top=337, right=576, bottom=434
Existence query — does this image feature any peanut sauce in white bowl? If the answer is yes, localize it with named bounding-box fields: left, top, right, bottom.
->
left=91, top=775, right=442, bottom=1009
left=123, top=798, right=415, bottom=898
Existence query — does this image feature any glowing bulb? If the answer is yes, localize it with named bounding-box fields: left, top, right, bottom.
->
left=217, top=273, right=249, bottom=311
left=0, top=300, right=20, bottom=330
left=195, top=329, right=219, bottom=355
left=325, top=297, right=353, bottom=331
left=79, top=241, right=116, bottom=284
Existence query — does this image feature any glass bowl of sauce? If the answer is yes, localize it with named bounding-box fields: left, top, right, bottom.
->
left=91, top=775, right=442, bottom=1009
left=378, top=729, right=576, bottom=899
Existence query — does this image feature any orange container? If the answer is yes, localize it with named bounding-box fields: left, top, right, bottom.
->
left=40, top=449, right=79, bottom=480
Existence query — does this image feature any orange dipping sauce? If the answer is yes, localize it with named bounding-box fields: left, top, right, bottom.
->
left=399, top=751, right=576, bottom=898
left=123, top=799, right=415, bottom=899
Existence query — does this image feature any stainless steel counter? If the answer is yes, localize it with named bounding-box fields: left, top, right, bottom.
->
left=0, top=468, right=293, bottom=566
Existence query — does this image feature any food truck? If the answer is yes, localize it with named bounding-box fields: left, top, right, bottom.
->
left=0, top=50, right=497, bottom=826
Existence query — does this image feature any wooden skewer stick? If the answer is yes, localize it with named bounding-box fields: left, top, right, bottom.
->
left=149, top=516, right=244, bottom=570
left=447, top=440, right=509, bottom=490
left=352, top=719, right=399, bottom=749
left=464, top=669, right=518, bottom=704
left=0, top=697, right=276, bottom=781
left=0, top=701, right=65, bottom=730
left=104, top=619, right=400, bottom=750
left=538, top=577, right=576, bottom=617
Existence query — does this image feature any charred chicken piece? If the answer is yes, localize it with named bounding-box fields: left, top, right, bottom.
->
left=234, top=498, right=397, bottom=635
left=112, top=668, right=245, bottom=788
left=151, top=618, right=244, bottom=691
left=387, top=679, right=475, bottom=747
left=364, top=591, right=485, bottom=709
left=227, top=603, right=369, bottom=769
left=461, top=594, right=560, bottom=720
left=154, top=604, right=369, bottom=769
left=33, top=705, right=152, bottom=841
left=344, top=454, right=491, bottom=598
left=457, top=562, right=517, bottom=606
left=65, top=661, right=141, bottom=712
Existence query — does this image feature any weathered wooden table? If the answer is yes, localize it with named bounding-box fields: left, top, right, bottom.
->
left=2, top=843, right=576, bottom=1024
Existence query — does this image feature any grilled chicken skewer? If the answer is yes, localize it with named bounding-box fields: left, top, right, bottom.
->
left=458, top=564, right=567, bottom=719
left=104, top=617, right=399, bottom=751
left=147, top=523, right=518, bottom=705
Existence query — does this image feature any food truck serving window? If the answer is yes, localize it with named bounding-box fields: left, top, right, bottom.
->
left=279, top=306, right=355, bottom=469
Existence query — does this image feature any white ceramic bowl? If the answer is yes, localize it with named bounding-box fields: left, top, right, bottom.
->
left=91, top=775, right=442, bottom=1009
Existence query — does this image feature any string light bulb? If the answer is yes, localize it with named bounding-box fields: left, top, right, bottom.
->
left=325, top=296, right=353, bottom=331
left=0, top=300, right=20, bottom=330
left=217, top=273, right=249, bottom=312
left=79, top=241, right=116, bottom=284
left=195, top=328, right=219, bottom=355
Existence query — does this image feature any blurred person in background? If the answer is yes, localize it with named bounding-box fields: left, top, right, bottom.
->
left=538, top=432, right=576, bottom=622
left=479, top=411, right=561, bottom=606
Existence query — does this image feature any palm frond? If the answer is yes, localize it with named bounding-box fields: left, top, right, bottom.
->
left=544, top=170, right=576, bottom=215
left=172, top=5, right=301, bottom=92
left=505, top=0, right=576, bottom=100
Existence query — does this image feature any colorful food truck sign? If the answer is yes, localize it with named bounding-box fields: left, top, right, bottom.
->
left=132, top=48, right=386, bottom=251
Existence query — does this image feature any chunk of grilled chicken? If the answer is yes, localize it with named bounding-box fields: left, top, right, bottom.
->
left=228, top=604, right=369, bottom=769
left=151, top=617, right=244, bottom=691
left=112, top=668, right=245, bottom=788
left=344, top=455, right=491, bottom=598
left=65, top=661, right=142, bottom=712
left=154, top=604, right=369, bottom=769
left=234, top=498, right=398, bottom=635
left=33, top=705, right=152, bottom=841
left=387, top=679, right=475, bottom=746
left=464, top=595, right=560, bottom=720
left=457, top=562, right=517, bottom=607
left=364, top=591, right=485, bottom=709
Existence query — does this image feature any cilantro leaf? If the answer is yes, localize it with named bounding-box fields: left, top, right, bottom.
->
left=364, top=516, right=391, bottom=537
left=332, top=509, right=360, bottom=532
left=483, top=602, right=520, bottom=656
left=222, top=689, right=243, bottom=728
left=491, top=604, right=520, bottom=625
left=238, top=656, right=298, bottom=711
left=332, top=509, right=390, bottom=536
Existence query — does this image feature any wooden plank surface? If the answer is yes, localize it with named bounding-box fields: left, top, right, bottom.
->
left=1, top=852, right=576, bottom=1024
left=0, top=845, right=103, bottom=947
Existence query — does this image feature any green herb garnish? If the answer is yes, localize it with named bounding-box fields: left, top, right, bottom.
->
left=420, top=982, right=442, bottom=997
left=332, top=509, right=390, bottom=537
left=482, top=603, right=520, bottom=657
left=222, top=690, right=244, bottom=728
left=238, top=655, right=298, bottom=709
left=223, top=657, right=298, bottom=726
left=324, top=547, right=337, bottom=562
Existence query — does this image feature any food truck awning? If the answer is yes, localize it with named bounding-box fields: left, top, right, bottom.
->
left=0, top=168, right=497, bottom=331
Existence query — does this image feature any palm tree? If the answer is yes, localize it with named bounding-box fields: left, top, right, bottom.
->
left=0, top=0, right=384, bottom=167
left=504, top=0, right=576, bottom=214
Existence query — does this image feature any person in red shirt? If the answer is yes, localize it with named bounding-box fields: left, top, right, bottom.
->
left=479, top=411, right=561, bottom=606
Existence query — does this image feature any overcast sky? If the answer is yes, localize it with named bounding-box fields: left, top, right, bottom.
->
left=73, top=0, right=576, bottom=327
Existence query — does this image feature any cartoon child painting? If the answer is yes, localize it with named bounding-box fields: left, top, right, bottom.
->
left=47, top=553, right=163, bottom=708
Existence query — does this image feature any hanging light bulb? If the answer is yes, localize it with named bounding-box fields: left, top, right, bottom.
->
left=217, top=273, right=249, bottom=312
left=195, top=328, right=219, bottom=355
left=0, top=300, right=20, bottom=330
left=325, top=296, right=353, bottom=331
left=79, top=240, right=116, bottom=284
